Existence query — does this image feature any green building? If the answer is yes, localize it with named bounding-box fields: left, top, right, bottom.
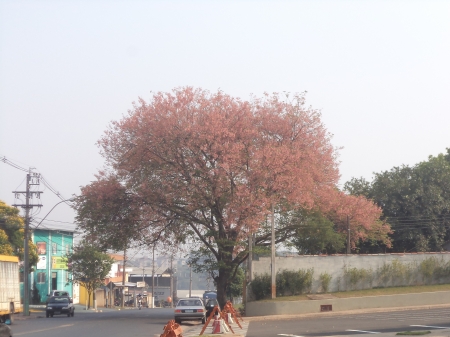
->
left=26, top=229, right=74, bottom=303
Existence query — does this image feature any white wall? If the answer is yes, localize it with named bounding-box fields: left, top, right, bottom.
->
left=251, top=252, right=450, bottom=293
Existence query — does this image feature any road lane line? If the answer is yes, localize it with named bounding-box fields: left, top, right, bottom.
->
left=14, top=324, right=74, bottom=336
left=410, top=325, right=450, bottom=329
left=278, top=334, right=304, bottom=337
left=346, top=329, right=380, bottom=334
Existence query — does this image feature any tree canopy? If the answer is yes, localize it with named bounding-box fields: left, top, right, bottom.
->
left=75, top=87, right=390, bottom=306
left=67, top=240, right=114, bottom=309
left=285, top=210, right=346, bottom=255
left=0, top=200, right=38, bottom=270
left=345, top=148, right=450, bottom=252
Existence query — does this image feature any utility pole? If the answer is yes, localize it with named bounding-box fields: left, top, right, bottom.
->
left=13, top=171, right=43, bottom=316
left=347, top=215, right=351, bottom=255
left=121, top=249, right=127, bottom=308
left=248, top=233, right=253, bottom=282
left=189, top=266, right=192, bottom=298
left=151, top=245, right=155, bottom=308
left=170, top=254, right=173, bottom=307
left=271, top=204, right=276, bottom=299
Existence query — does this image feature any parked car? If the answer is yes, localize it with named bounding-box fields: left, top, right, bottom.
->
left=48, top=290, right=69, bottom=297
left=205, top=298, right=219, bottom=318
left=46, top=290, right=72, bottom=304
left=174, top=298, right=206, bottom=324
left=46, top=296, right=74, bottom=318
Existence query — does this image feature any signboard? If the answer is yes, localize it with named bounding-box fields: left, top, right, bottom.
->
left=52, top=257, right=68, bottom=270
left=36, top=242, right=47, bottom=255
left=37, top=256, right=47, bottom=270
left=136, top=281, right=145, bottom=288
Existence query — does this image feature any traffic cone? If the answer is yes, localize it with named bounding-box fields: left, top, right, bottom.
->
left=226, top=313, right=234, bottom=324
left=212, top=315, right=222, bottom=334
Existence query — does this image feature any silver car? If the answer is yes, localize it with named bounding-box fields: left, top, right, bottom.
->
left=174, top=298, right=206, bottom=324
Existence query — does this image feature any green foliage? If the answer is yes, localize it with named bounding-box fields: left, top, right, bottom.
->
left=417, top=257, right=450, bottom=283
left=0, top=229, right=13, bottom=255
left=285, top=210, right=346, bottom=255
left=319, top=272, right=332, bottom=293
left=251, top=269, right=314, bottom=299
left=419, top=258, right=437, bottom=282
left=345, top=149, right=450, bottom=253
left=229, top=266, right=245, bottom=298
left=276, top=269, right=313, bottom=296
left=377, top=262, right=394, bottom=285
left=0, top=200, right=39, bottom=271
left=344, top=267, right=372, bottom=290
left=347, top=257, right=450, bottom=291
left=67, top=240, right=114, bottom=308
left=251, top=273, right=271, bottom=300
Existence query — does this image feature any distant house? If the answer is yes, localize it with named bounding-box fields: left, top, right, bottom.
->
left=78, top=253, right=132, bottom=307
left=28, top=228, right=75, bottom=304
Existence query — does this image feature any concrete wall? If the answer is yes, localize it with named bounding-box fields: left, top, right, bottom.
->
left=246, top=291, right=450, bottom=316
left=251, top=252, right=450, bottom=293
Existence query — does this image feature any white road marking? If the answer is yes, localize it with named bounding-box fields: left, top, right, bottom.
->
left=278, top=334, right=304, bottom=337
left=410, top=325, right=450, bottom=329
left=15, top=324, right=74, bottom=336
left=345, top=329, right=380, bottom=334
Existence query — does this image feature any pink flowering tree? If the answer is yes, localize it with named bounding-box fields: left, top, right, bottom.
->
left=75, top=87, right=390, bottom=306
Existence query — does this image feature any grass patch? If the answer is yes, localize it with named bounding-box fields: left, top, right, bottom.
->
left=260, top=283, right=450, bottom=302
left=396, top=331, right=430, bottom=335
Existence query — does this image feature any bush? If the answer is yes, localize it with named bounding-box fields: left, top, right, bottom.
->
left=251, top=269, right=314, bottom=299
left=251, top=273, right=271, bottom=300
left=319, top=272, right=332, bottom=293
left=344, top=267, right=371, bottom=290
left=276, top=269, right=313, bottom=296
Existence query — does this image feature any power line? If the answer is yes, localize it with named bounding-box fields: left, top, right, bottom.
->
left=1, top=156, right=73, bottom=206
left=33, top=217, right=78, bottom=225
left=0, top=156, right=32, bottom=173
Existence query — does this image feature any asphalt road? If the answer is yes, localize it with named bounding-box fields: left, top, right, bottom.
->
left=246, top=306, right=450, bottom=337
left=11, top=307, right=183, bottom=337
left=10, top=305, right=450, bottom=337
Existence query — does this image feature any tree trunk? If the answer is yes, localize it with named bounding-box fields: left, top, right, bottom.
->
left=216, top=267, right=232, bottom=308
left=87, top=290, right=91, bottom=309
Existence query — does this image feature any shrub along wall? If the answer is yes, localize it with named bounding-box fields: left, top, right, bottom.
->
left=250, top=253, right=450, bottom=300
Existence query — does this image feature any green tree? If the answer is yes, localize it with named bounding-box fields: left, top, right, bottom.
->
left=228, top=266, right=245, bottom=299
left=0, top=200, right=39, bottom=270
left=345, top=148, right=450, bottom=252
left=285, top=210, right=346, bottom=254
left=67, top=240, right=114, bottom=309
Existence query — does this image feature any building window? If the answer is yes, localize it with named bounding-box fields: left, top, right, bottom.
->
left=65, top=244, right=70, bottom=255
left=37, top=272, right=46, bottom=284
left=19, top=271, right=24, bottom=283
left=52, top=243, right=57, bottom=254
left=36, top=242, right=46, bottom=255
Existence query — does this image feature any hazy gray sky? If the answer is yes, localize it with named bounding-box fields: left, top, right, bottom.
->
left=1, top=1, right=449, bottom=236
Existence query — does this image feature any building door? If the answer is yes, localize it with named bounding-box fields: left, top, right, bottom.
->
left=52, top=272, right=57, bottom=290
